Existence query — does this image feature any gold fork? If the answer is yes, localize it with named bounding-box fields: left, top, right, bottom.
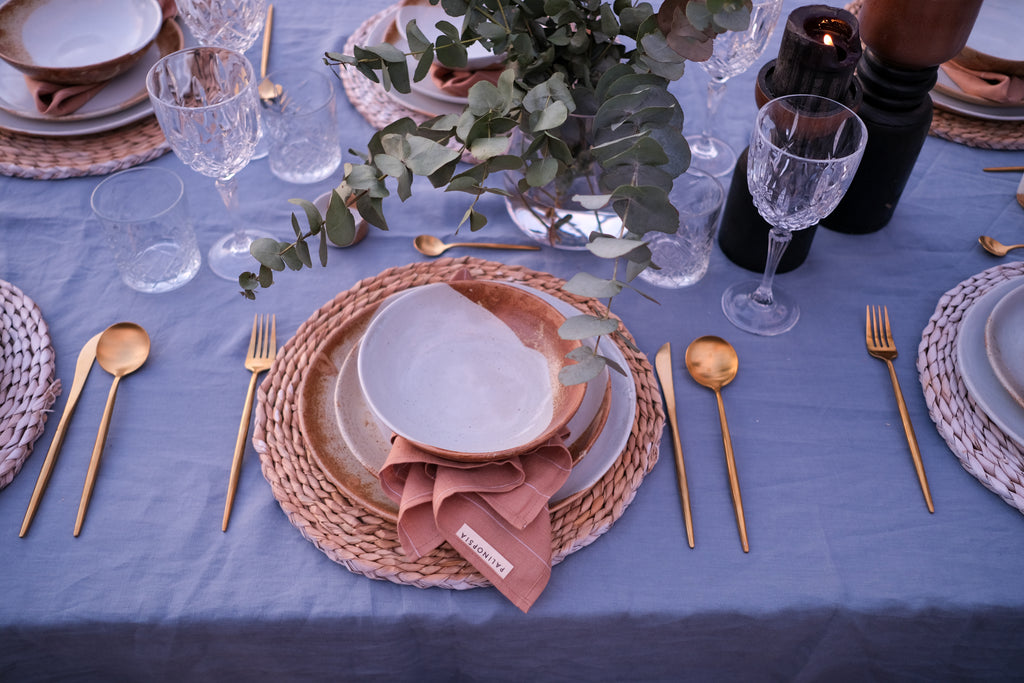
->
left=865, top=306, right=934, bottom=513
left=223, top=314, right=277, bottom=531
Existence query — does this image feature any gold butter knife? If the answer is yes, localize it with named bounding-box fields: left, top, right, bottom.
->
left=655, top=342, right=695, bottom=548
left=19, top=332, right=101, bottom=537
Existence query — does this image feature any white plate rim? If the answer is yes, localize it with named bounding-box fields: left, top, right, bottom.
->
left=984, top=282, right=1024, bottom=409
left=955, top=277, right=1024, bottom=447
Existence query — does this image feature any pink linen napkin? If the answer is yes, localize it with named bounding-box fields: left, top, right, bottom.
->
left=23, top=0, right=178, bottom=116
left=379, top=432, right=573, bottom=612
left=429, top=63, right=504, bottom=99
left=940, top=60, right=1024, bottom=105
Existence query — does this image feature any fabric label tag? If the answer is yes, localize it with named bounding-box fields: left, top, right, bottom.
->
left=456, top=523, right=513, bottom=578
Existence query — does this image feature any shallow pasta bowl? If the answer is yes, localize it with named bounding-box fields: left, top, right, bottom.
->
left=0, top=0, right=163, bottom=85
left=357, top=280, right=586, bottom=462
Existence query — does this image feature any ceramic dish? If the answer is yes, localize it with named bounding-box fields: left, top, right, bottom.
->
left=357, top=280, right=585, bottom=460
left=0, top=20, right=182, bottom=124
left=0, top=0, right=162, bottom=85
left=962, top=0, right=1024, bottom=65
left=955, top=277, right=1024, bottom=447
left=931, top=85, right=1024, bottom=123
left=297, top=282, right=637, bottom=521
left=985, top=282, right=1024, bottom=409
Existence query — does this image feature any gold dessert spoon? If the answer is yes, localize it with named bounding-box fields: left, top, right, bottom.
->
left=413, top=234, right=541, bottom=257
left=74, top=323, right=150, bottom=537
left=257, top=5, right=282, bottom=102
left=685, top=335, right=748, bottom=553
left=978, top=235, right=1024, bottom=257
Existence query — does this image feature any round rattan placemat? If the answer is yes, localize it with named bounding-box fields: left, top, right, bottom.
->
left=844, top=0, right=1024, bottom=151
left=917, top=263, right=1024, bottom=514
left=253, top=257, right=664, bottom=589
left=0, top=115, right=169, bottom=180
left=1, top=280, right=60, bottom=490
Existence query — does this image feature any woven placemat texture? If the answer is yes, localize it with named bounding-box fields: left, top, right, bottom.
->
left=0, top=116, right=169, bottom=180
left=917, top=263, right=1024, bottom=514
left=253, top=257, right=664, bottom=589
left=0, top=280, right=60, bottom=490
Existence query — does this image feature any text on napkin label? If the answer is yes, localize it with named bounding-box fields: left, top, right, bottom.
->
left=457, top=524, right=513, bottom=578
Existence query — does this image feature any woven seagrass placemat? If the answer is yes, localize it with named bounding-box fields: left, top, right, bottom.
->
left=0, top=116, right=169, bottom=180
left=0, top=280, right=60, bottom=490
left=917, top=263, right=1024, bottom=514
left=253, top=257, right=664, bottom=589
left=845, top=0, right=1024, bottom=151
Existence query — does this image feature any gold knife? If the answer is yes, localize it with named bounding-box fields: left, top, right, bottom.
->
left=655, top=342, right=695, bottom=548
left=19, top=332, right=101, bottom=537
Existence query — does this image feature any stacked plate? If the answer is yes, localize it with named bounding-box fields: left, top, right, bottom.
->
left=0, top=2, right=182, bottom=137
left=933, top=0, right=1024, bottom=123
left=366, top=1, right=503, bottom=117
left=955, top=277, right=1024, bottom=448
left=298, top=280, right=637, bottom=520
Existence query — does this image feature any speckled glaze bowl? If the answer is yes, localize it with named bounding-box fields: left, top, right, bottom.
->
left=0, top=0, right=163, bottom=85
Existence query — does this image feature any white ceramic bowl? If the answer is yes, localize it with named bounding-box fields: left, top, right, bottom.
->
left=357, top=280, right=585, bottom=461
left=0, top=0, right=163, bottom=85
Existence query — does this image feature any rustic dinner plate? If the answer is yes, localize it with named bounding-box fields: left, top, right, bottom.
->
left=985, top=282, right=1024, bottom=409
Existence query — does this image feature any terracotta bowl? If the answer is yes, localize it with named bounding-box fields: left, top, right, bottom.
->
left=0, top=0, right=163, bottom=85
left=357, top=280, right=586, bottom=462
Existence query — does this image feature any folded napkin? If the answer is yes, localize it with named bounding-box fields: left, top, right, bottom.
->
left=24, top=0, right=178, bottom=116
left=429, top=63, right=504, bottom=99
left=379, top=432, right=573, bottom=612
left=940, top=60, right=1024, bottom=105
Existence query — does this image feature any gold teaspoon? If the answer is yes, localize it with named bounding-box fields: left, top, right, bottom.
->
left=978, top=235, right=1024, bottom=257
left=685, top=335, right=748, bottom=553
left=413, top=234, right=541, bottom=257
left=74, top=323, right=151, bottom=537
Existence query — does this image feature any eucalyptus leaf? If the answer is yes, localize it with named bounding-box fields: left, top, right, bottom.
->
left=558, top=349, right=607, bottom=385
left=585, top=235, right=646, bottom=258
left=250, top=237, right=285, bottom=271
left=288, top=198, right=323, bottom=232
left=559, top=314, right=620, bottom=339
left=563, top=272, right=624, bottom=298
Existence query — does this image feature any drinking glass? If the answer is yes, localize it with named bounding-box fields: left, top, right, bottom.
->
left=686, top=0, right=784, bottom=177
left=174, top=0, right=268, bottom=52
left=721, top=94, right=867, bottom=336
left=146, top=47, right=272, bottom=280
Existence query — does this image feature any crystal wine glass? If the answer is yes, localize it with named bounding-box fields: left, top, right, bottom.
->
left=146, top=47, right=273, bottom=280
left=686, top=0, right=784, bottom=177
left=721, top=94, right=867, bottom=336
left=174, top=0, right=268, bottom=52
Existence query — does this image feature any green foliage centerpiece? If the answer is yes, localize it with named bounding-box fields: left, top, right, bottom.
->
left=240, top=0, right=751, bottom=384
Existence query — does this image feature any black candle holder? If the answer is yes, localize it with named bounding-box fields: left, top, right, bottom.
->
left=717, top=5, right=862, bottom=274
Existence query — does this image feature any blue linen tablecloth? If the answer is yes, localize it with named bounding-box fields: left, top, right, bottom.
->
left=2, top=0, right=1024, bottom=679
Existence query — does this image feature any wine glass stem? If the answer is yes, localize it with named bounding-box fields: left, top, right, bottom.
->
left=215, top=176, right=242, bottom=235
left=699, top=77, right=729, bottom=145
left=752, top=227, right=792, bottom=305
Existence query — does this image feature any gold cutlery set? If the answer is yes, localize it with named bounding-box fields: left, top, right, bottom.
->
left=20, top=322, right=150, bottom=537
left=655, top=306, right=934, bottom=550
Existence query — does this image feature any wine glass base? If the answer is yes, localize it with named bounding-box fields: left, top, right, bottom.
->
left=207, top=229, right=275, bottom=281
left=685, top=135, right=738, bottom=178
left=721, top=279, right=800, bottom=336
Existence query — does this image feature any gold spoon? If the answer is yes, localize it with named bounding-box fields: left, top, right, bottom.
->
left=74, top=323, right=151, bottom=537
left=685, top=335, right=748, bottom=553
left=257, top=5, right=282, bottom=102
left=654, top=343, right=694, bottom=548
left=978, top=235, right=1024, bottom=257
left=413, top=234, right=541, bottom=257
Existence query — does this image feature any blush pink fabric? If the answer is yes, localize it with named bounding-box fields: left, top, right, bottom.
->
left=429, top=63, right=504, bottom=98
left=941, top=60, right=1024, bottom=104
left=379, top=432, right=573, bottom=612
left=23, top=0, right=178, bottom=116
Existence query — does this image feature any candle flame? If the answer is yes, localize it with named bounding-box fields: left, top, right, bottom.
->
left=823, top=33, right=834, bottom=47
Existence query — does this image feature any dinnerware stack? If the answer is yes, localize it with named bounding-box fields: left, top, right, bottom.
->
left=0, top=0, right=181, bottom=137
left=932, top=0, right=1024, bottom=124
left=368, top=0, right=505, bottom=118
left=955, top=276, right=1024, bottom=449
left=297, top=277, right=639, bottom=522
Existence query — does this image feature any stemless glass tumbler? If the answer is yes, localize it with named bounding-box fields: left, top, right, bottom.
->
left=721, top=94, right=868, bottom=336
